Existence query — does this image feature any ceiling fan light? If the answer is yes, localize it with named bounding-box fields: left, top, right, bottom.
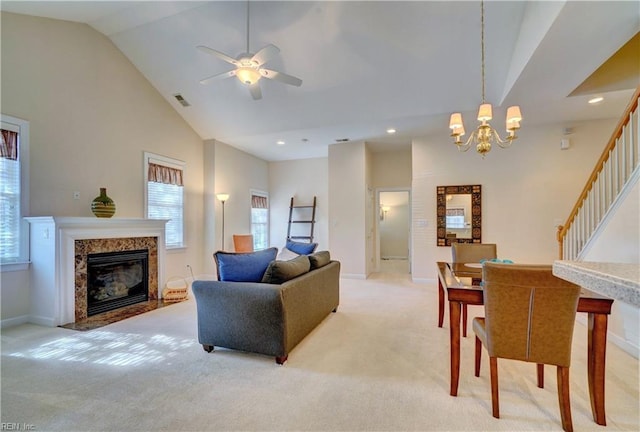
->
left=236, top=67, right=261, bottom=85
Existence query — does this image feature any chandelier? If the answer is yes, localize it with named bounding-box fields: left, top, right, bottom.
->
left=448, top=0, right=522, bottom=157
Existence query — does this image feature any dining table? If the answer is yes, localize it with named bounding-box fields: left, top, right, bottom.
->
left=436, top=261, right=614, bottom=426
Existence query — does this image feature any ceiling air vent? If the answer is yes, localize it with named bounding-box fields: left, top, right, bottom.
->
left=173, top=94, right=190, bottom=107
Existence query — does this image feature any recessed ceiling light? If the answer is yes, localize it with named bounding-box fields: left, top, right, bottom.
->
left=588, top=96, right=604, bottom=104
left=276, top=140, right=285, bottom=145
left=386, top=128, right=396, bottom=134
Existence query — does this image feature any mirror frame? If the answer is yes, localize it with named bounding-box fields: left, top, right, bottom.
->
left=437, top=184, right=482, bottom=246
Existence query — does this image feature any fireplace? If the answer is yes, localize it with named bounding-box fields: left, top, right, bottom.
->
left=87, top=249, right=149, bottom=316
left=24, top=217, right=167, bottom=327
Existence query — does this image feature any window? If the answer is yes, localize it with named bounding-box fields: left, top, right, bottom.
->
left=144, top=152, right=185, bottom=249
left=446, top=208, right=465, bottom=229
left=251, top=191, right=269, bottom=250
left=1, top=115, right=29, bottom=268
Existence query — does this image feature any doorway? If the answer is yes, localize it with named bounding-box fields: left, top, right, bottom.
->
left=377, top=189, right=411, bottom=274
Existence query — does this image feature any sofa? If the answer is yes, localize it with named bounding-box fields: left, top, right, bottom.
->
left=192, top=247, right=340, bottom=364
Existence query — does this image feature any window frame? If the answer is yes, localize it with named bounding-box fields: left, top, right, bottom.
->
left=0, top=114, right=30, bottom=271
left=250, top=189, right=269, bottom=250
left=144, top=152, right=186, bottom=251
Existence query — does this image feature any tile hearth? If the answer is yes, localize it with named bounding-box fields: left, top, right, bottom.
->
left=60, top=299, right=179, bottom=331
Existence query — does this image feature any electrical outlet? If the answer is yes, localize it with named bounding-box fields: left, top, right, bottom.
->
left=73, top=191, right=80, bottom=200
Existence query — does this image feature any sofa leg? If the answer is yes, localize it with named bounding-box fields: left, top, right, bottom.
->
left=275, top=355, right=288, bottom=365
left=202, top=344, right=214, bottom=353
left=332, top=307, right=338, bottom=313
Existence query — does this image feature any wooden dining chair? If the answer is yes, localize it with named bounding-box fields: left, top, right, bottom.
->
left=233, top=234, right=254, bottom=253
left=472, top=263, right=581, bottom=432
left=450, top=243, right=497, bottom=336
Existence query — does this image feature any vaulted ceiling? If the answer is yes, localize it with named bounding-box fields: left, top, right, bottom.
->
left=1, top=1, right=638, bottom=161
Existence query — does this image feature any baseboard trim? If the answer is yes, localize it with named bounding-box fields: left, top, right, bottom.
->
left=1, top=314, right=29, bottom=328
left=412, top=277, right=435, bottom=284
left=28, top=315, right=56, bottom=327
left=341, top=273, right=367, bottom=280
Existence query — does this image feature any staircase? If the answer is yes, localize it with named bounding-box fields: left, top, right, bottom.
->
left=557, top=87, right=640, bottom=260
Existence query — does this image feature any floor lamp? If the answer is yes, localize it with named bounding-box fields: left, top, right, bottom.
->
left=216, top=193, right=229, bottom=250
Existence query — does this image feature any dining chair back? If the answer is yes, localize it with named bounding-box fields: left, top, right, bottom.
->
left=451, top=242, right=497, bottom=263
left=450, top=243, right=497, bottom=336
left=233, top=234, right=254, bottom=253
left=472, top=262, right=581, bottom=432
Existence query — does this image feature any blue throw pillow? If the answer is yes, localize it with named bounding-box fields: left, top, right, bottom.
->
left=214, top=247, right=278, bottom=282
left=286, top=240, right=318, bottom=255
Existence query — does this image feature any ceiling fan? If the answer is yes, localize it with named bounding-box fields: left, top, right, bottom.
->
left=197, top=1, right=302, bottom=100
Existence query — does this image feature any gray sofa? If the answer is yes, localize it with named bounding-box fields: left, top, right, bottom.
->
left=192, top=257, right=340, bottom=364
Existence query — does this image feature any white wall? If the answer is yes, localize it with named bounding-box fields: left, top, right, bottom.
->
left=1, top=12, right=205, bottom=324
left=210, top=141, right=269, bottom=273
left=370, top=149, right=412, bottom=189
left=268, top=158, right=329, bottom=251
left=582, top=176, right=640, bottom=358
left=411, top=118, right=616, bottom=282
left=328, top=142, right=367, bottom=278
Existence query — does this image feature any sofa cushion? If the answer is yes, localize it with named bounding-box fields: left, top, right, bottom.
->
left=308, top=251, right=331, bottom=270
left=262, top=255, right=311, bottom=284
left=286, top=240, right=318, bottom=255
left=214, top=247, right=278, bottom=282
left=276, top=247, right=300, bottom=261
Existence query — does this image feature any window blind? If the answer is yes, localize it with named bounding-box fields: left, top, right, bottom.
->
left=0, top=129, right=21, bottom=261
left=251, top=193, right=269, bottom=250
left=146, top=159, right=184, bottom=249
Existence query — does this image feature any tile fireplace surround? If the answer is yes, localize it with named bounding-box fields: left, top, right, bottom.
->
left=25, top=217, right=168, bottom=327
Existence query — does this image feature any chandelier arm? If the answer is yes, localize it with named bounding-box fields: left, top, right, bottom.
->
left=488, top=125, right=515, bottom=148
left=455, top=131, right=476, bottom=152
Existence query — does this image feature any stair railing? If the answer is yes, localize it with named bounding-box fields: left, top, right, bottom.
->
left=557, top=87, right=640, bottom=260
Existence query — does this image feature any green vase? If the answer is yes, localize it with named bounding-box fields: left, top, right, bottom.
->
left=91, top=187, right=116, bottom=218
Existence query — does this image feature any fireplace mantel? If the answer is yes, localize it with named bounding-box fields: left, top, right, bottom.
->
left=25, top=217, right=168, bottom=326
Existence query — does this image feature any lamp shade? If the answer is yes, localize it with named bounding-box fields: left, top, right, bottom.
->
left=236, top=67, right=261, bottom=85
left=477, top=103, right=493, bottom=121
left=506, top=106, right=522, bottom=122
left=449, top=113, right=463, bottom=130
left=216, top=193, right=229, bottom=202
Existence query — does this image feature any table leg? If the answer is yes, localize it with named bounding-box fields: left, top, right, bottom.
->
left=438, top=279, right=445, bottom=328
left=588, top=312, right=608, bottom=426
left=449, top=300, right=462, bottom=396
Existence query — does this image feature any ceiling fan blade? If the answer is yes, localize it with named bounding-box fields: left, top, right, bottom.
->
left=251, top=44, right=280, bottom=66
left=248, top=82, right=262, bottom=100
left=259, top=69, right=302, bottom=87
left=196, top=45, right=239, bottom=66
left=200, top=70, right=236, bottom=85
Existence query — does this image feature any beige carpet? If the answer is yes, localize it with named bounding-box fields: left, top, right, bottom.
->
left=1, top=273, right=639, bottom=431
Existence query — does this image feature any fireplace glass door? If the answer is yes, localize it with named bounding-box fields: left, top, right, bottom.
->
left=87, top=249, right=149, bottom=316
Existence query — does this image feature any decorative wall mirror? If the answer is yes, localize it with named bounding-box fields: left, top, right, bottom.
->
left=437, top=185, right=481, bottom=246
